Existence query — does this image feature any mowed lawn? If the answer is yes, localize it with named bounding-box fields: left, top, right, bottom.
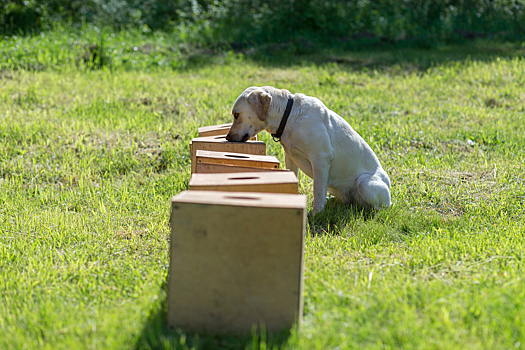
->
left=1, top=48, right=524, bottom=350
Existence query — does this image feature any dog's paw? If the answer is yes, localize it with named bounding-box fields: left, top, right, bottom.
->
left=311, top=206, right=325, bottom=215
left=307, top=208, right=324, bottom=221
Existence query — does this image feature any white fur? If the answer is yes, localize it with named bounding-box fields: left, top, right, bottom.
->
left=226, top=86, right=391, bottom=213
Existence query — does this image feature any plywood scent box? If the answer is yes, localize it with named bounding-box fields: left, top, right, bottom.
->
left=198, top=123, right=258, bottom=140
left=198, top=123, right=232, bottom=137
left=196, top=150, right=280, bottom=171
left=195, top=162, right=289, bottom=174
left=168, top=191, right=307, bottom=334
left=190, top=136, right=266, bottom=173
left=189, top=171, right=298, bottom=194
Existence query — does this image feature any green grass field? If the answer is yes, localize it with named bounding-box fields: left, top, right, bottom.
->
left=1, top=39, right=525, bottom=349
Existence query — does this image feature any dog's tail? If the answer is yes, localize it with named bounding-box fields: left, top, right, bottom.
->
left=355, top=172, right=391, bottom=210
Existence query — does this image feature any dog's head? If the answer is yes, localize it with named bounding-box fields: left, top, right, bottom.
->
left=226, top=87, right=271, bottom=142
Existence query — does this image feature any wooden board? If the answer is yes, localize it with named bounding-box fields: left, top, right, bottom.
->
left=195, top=162, right=286, bottom=174
left=198, top=123, right=258, bottom=140
left=168, top=191, right=306, bottom=334
left=196, top=150, right=279, bottom=170
left=190, top=136, right=266, bottom=173
left=198, top=123, right=232, bottom=137
left=189, top=171, right=298, bottom=194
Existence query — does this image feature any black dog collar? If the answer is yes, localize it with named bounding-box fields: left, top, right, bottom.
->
left=271, top=96, right=294, bottom=142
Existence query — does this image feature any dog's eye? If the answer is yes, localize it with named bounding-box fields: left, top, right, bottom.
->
left=234, top=113, right=239, bottom=120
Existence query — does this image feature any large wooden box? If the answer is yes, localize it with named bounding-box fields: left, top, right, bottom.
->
left=196, top=150, right=279, bottom=171
left=168, top=191, right=307, bottom=334
left=190, top=136, right=266, bottom=173
left=189, top=171, right=298, bottom=194
left=198, top=123, right=259, bottom=140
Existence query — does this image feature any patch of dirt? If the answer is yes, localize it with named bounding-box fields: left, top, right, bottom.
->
left=453, top=29, right=489, bottom=40
left=484, top=97, right=502, bottom=108
left=409, top=140, right=474, bottom=154
left=116, top=228, right=149, bottom=240
left=404, top=167, right=500, bottom=217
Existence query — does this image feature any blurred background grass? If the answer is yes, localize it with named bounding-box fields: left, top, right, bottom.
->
left=1, top=0, right=525, bottom=72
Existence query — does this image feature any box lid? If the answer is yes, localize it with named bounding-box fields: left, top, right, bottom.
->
left=196, top=150, right=279, bottom=163
left=172, top=190, right=306, bottom=209
left=190, top=135, right=265, bottom=145
left=198, top=123, right=232, bottom=133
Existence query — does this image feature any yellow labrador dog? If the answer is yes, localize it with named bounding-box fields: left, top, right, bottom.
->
left=226, top=86, right=391, bottom=213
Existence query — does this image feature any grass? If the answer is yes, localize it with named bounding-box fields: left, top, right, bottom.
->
left=1, top=35, right=525, bottom=349
left=2, top=24, right=525, bottom=71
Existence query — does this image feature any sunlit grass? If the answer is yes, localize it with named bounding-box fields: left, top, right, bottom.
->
left=1, top=41, right=524, bottom=349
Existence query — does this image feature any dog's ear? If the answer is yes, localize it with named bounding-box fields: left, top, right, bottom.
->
left=247, top=90, right=271, bottom=121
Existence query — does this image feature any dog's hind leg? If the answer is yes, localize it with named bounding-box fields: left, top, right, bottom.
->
left=355, top=172, right=391, bottom=210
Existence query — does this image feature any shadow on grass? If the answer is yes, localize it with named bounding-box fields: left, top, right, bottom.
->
left=135, top=281, right=292, bottom=350
left=186, top=39, right=525, bottom=74
left=306, top=197, right=450, bottom=247
left=307, top=197, right=376, bottom=236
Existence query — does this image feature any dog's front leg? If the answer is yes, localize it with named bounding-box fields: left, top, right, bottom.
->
left=310, top=155, right=330, bottom=214
left=285, top=153, right=299, bottom=176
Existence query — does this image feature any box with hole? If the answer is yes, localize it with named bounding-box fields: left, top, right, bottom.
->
left=189, top=171, right=298, bottom=194
left=168, top=190, right=307, bottom=334
left=198, top=123, right=259, bottom=140
left=195, top=150, right=280, bottom=174
left=190, top=136, right=266, bottom=173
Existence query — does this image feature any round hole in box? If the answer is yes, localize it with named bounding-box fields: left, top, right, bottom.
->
left=227, top=176, right=259, bottom=180
left=225, top=154, right=250, bottom=158
left=224, top=196, right=261, bottom=200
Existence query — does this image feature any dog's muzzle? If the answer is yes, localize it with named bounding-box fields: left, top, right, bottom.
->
left=226, top=133, right=249, bottom=142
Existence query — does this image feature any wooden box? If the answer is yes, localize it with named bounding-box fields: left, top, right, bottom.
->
left=196, top=150, right=279, bottom=171
left=190, top=136, right=266, bottom=173
left=168, top=191, right=307, bottom=334
left=195, top=163, right=287, bottom=174
left=198, top=123, right=232, bottom=137
left=189, top=171, right=298, bottom=194
left=198, top=123, right=258, bottom=140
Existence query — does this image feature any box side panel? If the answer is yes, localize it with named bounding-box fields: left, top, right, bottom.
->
left=189, top=183, right=298, bottom=194
left=191, top=142, right=266, bottom=174
left=168, top=202, right=305, bottom=334
left=197, top=156, right=279, bottom=169
left=198, top=123, right=232, bottom=137
left=199, top=129, right=229, bottom=137
left=198, top=142, right=266, bottom=155
left=195, top=163, right=283, bottom=174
